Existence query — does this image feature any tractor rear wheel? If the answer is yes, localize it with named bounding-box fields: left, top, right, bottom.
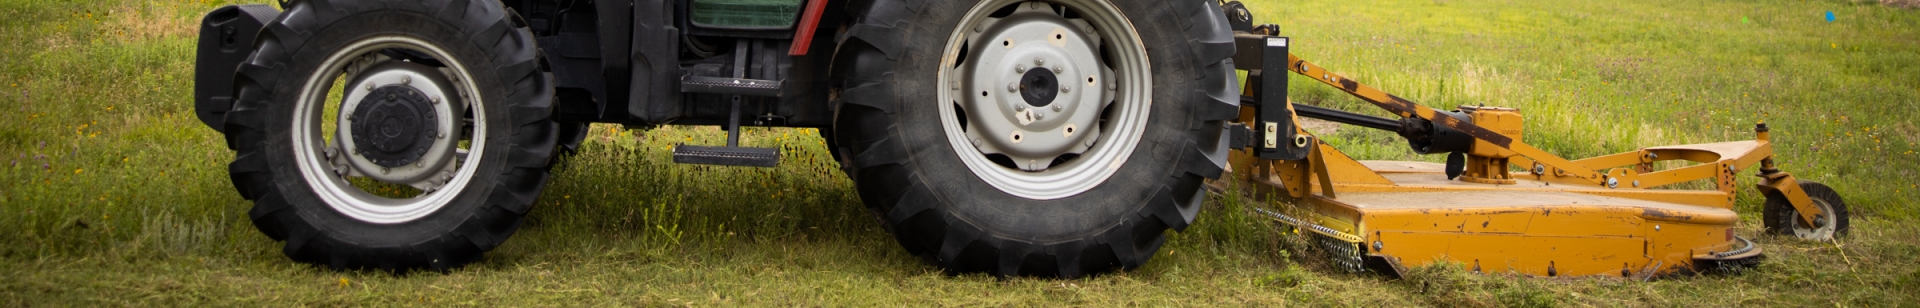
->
left=830, top=0, right=1239, bottom=277
left=222, top=0, right=556, bottom=271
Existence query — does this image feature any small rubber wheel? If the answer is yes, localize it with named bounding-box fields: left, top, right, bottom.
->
left=831, top=0, right=1239, bottom=277
left=223, top=0, right=556, bottom=271
left=1762, top=181, right=1849, bottom=241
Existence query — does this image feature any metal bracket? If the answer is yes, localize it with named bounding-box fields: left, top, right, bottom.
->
left=1231, top=33, right=1307, bottom=160
left=1263, top=122, right=1279, bottom=148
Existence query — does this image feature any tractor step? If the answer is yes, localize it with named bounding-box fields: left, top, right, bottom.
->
left=680, top=76, right=783, bottom=97
left=672, top=145, right=779, bottom=167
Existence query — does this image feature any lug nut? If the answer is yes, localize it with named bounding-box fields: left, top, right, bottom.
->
left=1034, top=58, right=1045, bottom=66
left=1051, top=105, right=1062, bottom=112
left=1051, top=66, right=1063, bottom=74
left=1009, top=82, right=1019, bottom=93
left=1060, top=85, right=1070, bottom=93
left=1015, top=64, right=1027, bottom=73
left=402, top=75, right=412, bottom=85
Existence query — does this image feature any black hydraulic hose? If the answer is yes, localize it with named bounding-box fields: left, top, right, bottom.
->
left=1238, top=96, right=1402, bottom=132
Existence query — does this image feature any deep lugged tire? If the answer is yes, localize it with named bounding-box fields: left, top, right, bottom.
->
left=224, top=0, right=556, bottom=271
left=830, top=0, right=1239, bottom=277
left=1762, top=181, right=1849, bottom=240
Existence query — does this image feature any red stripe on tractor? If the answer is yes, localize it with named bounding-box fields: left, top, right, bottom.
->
left=788, top=0, right=831, bottom=56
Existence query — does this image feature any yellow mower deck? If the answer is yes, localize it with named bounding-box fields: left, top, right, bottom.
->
left=1217, top=26, right=1811, bottom=278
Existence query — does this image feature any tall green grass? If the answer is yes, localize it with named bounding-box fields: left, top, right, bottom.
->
left=0, top=0, right=1915, bottom=305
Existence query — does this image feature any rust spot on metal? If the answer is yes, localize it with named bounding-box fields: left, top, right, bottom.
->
left=1430, top=112, right=1515, bottom=147
left=1641, top=208, right=1698, bottom=221
left=1383, top=94, right=1422, bottom=115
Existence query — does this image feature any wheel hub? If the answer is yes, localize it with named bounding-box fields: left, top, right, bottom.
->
left=334, top=60, right=465, bottom=185
left=955, top=1, right=1118, bottom=172
left=1793, top=198, right=1838, bottom=239
left=292, top=37, right=487, bottom=224
left=936, top=0, right=1151, bottom=200
left=350, top=85, right=438, bottom=168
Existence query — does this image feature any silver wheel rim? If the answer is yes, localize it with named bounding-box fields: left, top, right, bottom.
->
left=1792, top=198, right=1838, bottom=240
left=938, top=0, right=1150, bottom=200
left=291, top=36, right=486, bottom=224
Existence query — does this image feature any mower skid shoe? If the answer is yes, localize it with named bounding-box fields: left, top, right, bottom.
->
left=193, top=4, right=279, bottom=133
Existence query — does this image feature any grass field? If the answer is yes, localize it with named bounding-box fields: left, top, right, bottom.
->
left=2, top=0, right=1917, bottom=305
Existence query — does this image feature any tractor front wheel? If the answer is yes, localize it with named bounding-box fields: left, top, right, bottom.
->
left=222, top=0, right=556, bottom=271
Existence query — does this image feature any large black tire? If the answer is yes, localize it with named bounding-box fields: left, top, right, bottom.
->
left=830, top=0, right=1239, bottom=277
left=223, top=0, right=556, bottom=271
left=1761, top=181, right=1850, bottom=240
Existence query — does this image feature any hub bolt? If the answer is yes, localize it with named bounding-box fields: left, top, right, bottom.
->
left=1015, top=65, right=1027, bottom=73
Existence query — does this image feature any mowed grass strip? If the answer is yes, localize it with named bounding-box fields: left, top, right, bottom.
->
left=0, top=0, right=1915, bottom=306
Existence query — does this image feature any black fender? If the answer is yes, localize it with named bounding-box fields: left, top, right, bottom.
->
left=193, top=4, right=279, bottom=132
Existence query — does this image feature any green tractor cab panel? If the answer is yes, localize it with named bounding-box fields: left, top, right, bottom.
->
left=691, top=0, right=805, bottom=30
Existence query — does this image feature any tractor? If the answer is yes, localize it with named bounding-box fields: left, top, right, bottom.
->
left=192, top=0, right=1844, bottom=278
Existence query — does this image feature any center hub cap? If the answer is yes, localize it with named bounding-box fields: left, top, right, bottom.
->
left=350, top=85, right=438, bottom=168
left=1019, top=69, right=1059, bottom=107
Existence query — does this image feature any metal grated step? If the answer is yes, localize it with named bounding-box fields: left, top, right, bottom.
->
left=672, top=144, right=780, bottom=167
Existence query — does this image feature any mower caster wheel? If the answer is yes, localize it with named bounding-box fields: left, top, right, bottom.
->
left=1762, top=181, right=1849, bottom=241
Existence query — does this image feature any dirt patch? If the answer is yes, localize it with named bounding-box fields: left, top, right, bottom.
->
left=106, top=3, right=195, bottom=41
left=1883, top=0, right=1920, bottom=9
left=1594, top=57, right=1651, bottom=82
left=1893, top=121, right=1919, bottom=145
left=1298, top=117, right=1343, bottom=135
